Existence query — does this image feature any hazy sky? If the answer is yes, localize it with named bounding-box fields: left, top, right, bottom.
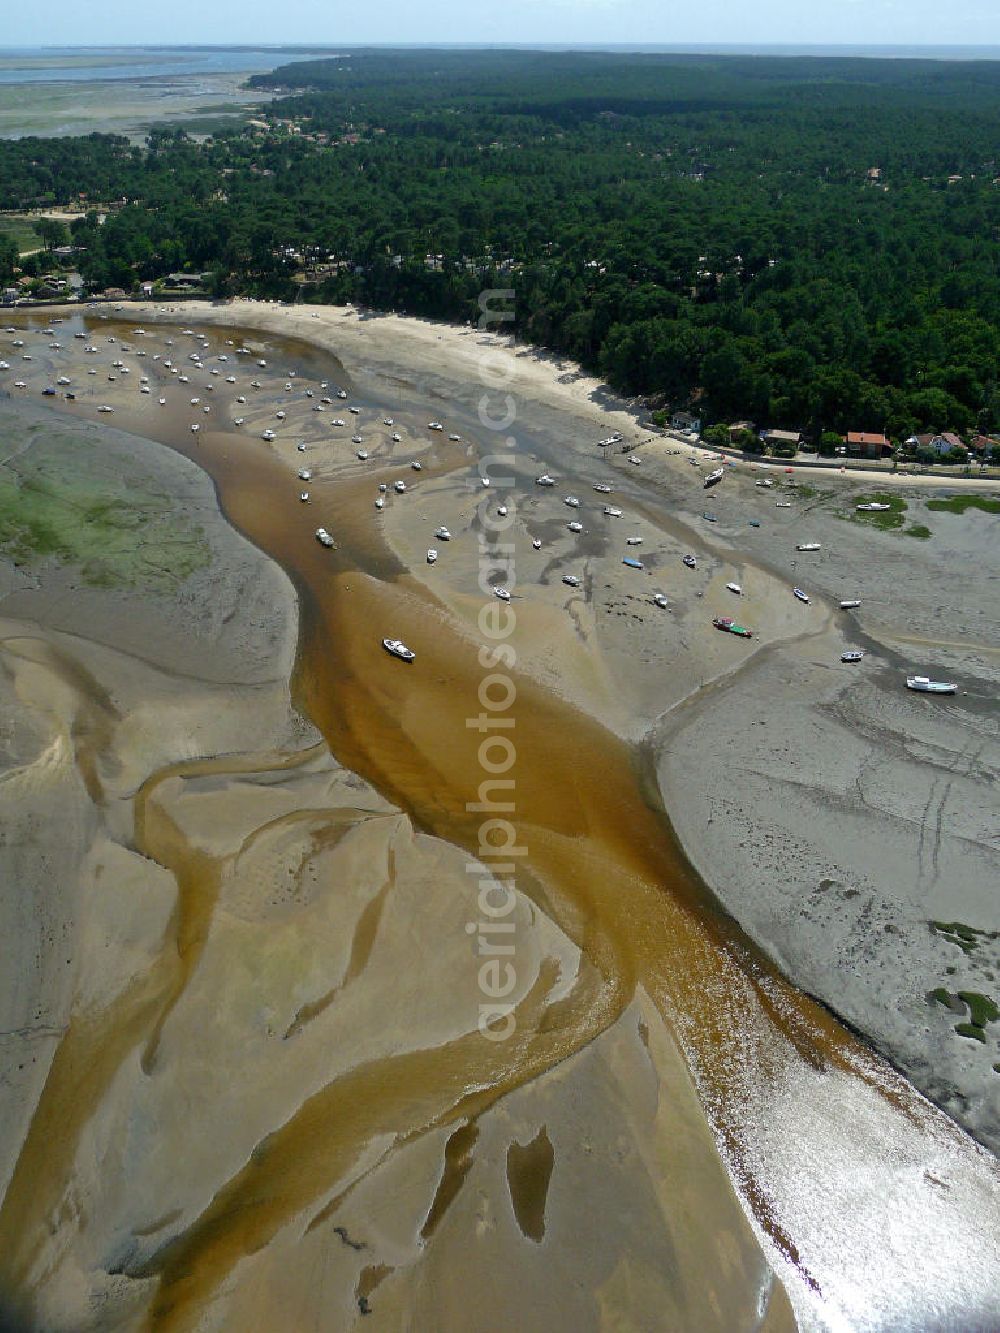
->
left=5, top=0, right=1000, bottom=50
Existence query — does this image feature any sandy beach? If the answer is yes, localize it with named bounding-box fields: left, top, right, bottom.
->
left=0, top=301, right=997, bottom=1331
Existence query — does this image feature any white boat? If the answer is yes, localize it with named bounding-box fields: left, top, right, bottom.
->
left=316, top=528, right=335, bottom=548
left=375, top=497, right=384, bottom=510
left=352, top=435, right=363, bottom=444
left=337, top=389, right=347, bottom=399
left=357, top=450, right=369, bottom=460
left=262, top=429, right=276, bottom=441
left=481, top=477, right=490, bottom=487
left=562, top=574, right=581, bottom=588
left=158, top=397, right=166, bottom=405
left=394, top=480, right=407, bottom=493
left=567, top=521, right=583, bottom=533
left=298, top=469, right=312, bottom=480
left=140, top=385, right=150, bottom=394
left=755, top=479, right=774, bottom=488
left=857, top=502, right=891, bottom=512
left=593, top=484, right=613, bottom=493
left=98, top=405, right=114, bottom=413
left=234, top=418, right=244, bottom=426
left=653, top=593, right=669, bottom=609
left=532, top=539, right=542, bottom=550
left=276, top=410, right=286, bottom=420
left=378, top=483, right=388, bottom=493
left=383, top=638, right=415, bottom=661
left=603, top=506, right=622, bottom=517
left=297, top=443, right=307, bottom=452
left=906, top=675, right=957, bottom=695
left=498, top=505, right=508, bottom=517
left=535, top=474, right=556, bottom=486
left=682, top=555, right=697, bottom=569
left=427, top=549, right=437, bottom=563
left=628, top=455, right=642, bottom=465
left=563, top=496, right=580, bottom=508
left=428, top=421, right=443, bottom=431
left=841, top=651, right=865, bottom=663
left=435, top=526, right=452, bottom=541
left=776, top=501, right=792, bottom=508
left=300, top=492, right=309, bottom=502
left=411, top=461, right=422, bottom=471
left=704, top=467, right=725, bottom=489
left=626, top=537, right=643, bottom=546
left=350, top=406, right=361, bottom=415
left=727, top=582, right=742, bottom=595
left=793, top=587, right=810, bottom=604
left=190, top=423, right=199, bottom=432
left=840, top=599, right=861, bottom=609
left=494, top=587, right=511, bottom=601
left=56, top=376, right=70, bottom=385
left=392, top=432, right=401, bottom=442
left=796, top=543, right=821, bottom=552
left=449, top=433, right=461, bottom=441
left=383, top=417, right=394, bottom=425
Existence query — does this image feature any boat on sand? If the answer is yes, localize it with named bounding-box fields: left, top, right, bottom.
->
left=906, top=675, right=956, bottom=695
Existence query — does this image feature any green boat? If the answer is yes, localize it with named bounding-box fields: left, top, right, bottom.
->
left=713, top=617, right=753, bottom=639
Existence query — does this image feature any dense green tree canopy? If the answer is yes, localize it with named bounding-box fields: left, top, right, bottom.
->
left=2, top=50, right=999, bottom=438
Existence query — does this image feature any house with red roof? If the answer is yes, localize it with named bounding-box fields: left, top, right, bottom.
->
left=845, top=431, right=892, bottom=458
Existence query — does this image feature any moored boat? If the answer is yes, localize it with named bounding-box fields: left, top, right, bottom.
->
left=713, top=617, right=753, bottom=638
left=704, top=467, right=725, bottom=489
left=906, top=675, right=957, bottom=695
left=796, top=542, right=821, bottom=551
left=841, top=651, right=865, bottom=663
left=316, top=528, right=335, bottom=548
left=793, top=587, right=810, bottom=603
left=682, top=554, right=697, bottom=569
left=840, top=599, right=862, bottom=609
left=383, top=638, right=415, bottom=661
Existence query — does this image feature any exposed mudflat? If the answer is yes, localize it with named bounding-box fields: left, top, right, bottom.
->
left=0, top=303, right=997, bottom=1332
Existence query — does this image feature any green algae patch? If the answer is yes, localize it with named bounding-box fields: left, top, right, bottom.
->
left=0, top=438, right=210, bottom=591
left=925, top=495, right=1000, bottom=516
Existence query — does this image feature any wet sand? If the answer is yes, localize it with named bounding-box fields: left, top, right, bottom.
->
left=0, top=306, right=997, bottom=1331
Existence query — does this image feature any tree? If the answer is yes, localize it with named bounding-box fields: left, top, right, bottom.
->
left=33, top=218, right=69, bottom=252
left=818, top=431, right=843, bottom=456
left=0, top=235, right=18, bottom=285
